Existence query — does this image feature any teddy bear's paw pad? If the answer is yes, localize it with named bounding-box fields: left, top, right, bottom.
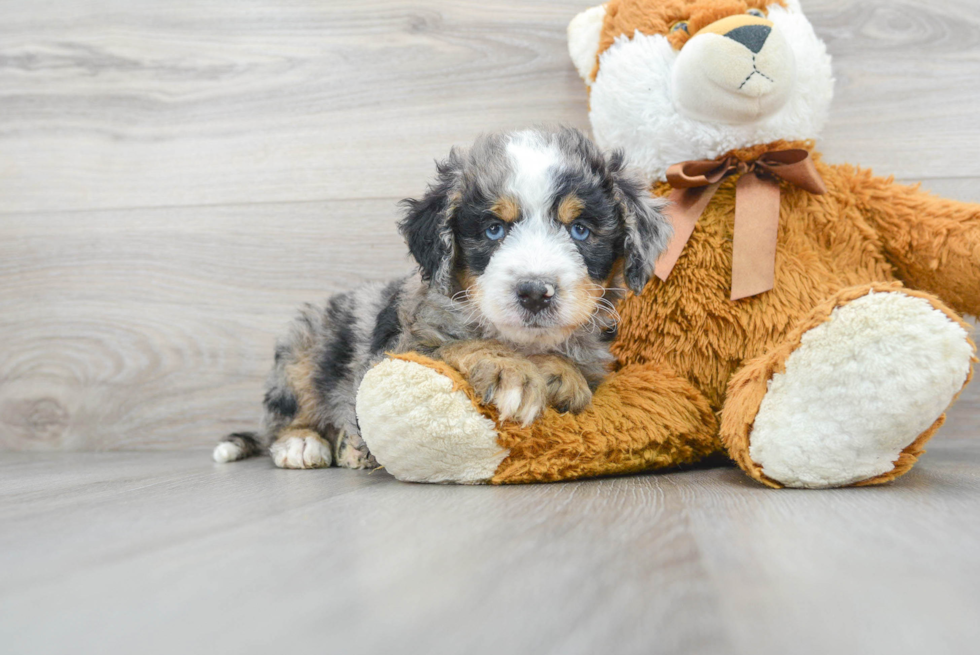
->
left=749, top=291, right=973, bottom=488
left=355, top=358, right=508, bottom=484
left=270, top=432, right=333, bottom=469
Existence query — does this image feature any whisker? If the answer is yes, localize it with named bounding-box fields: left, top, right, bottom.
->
left=591, top=300, right=621, bottom=326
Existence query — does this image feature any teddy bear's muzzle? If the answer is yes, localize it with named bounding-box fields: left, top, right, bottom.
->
left=671, top=14, right=797, bottom=125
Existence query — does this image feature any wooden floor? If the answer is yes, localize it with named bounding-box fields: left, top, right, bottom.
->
left=2, top=444, right=980, bottom=655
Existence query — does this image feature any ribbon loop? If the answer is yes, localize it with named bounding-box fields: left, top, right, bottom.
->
left=654, top=148, right=826, bottom=300
left=666, top=157, right=736, bottom=188
left=755, top=149, right=828, bottom=195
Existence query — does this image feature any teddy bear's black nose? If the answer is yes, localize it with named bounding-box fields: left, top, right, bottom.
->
left=725, top=24, right=771, bottom=54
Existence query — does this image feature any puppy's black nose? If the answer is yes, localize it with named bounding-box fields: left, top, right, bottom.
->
left=516, top=280, right=554, bottom=314
left=725, top=24, right=771, bottom=54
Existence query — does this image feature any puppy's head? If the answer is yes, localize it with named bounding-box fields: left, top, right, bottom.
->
left=400, top=127, right=670, bottom=347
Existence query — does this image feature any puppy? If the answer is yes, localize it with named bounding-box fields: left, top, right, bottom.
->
left=213, top=127, right=670, bottom=469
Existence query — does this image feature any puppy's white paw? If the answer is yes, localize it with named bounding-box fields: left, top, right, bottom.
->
left=469, top=358, right=547, bottom=427
left=494, top=385, right=526, bottom=422
left=270, top=433, right=332, bottom=469
left=212, top=441, right=243, bottom=463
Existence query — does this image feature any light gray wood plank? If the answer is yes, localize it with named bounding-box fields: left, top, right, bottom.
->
left=1, top=203, right=974, bottom=452
left=0, top=0, right=591, bottom=213
left=901, top=177, right=980, bottom=203
left=0, top=200, right=409, bottom=450
left=943, top=318, right=980, bottom=441
left=1, top=0, right=978, bottom=214
left=687, top=442, right=980, bottom=655
left=1, top=447, right=979, bottom=655
left=815, top=0, right=980, bottom=177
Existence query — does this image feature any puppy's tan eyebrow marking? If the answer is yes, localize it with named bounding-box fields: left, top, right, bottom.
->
left=491, top=196, right=520, bottom=223
left=557, top=194, right=584, bottom=225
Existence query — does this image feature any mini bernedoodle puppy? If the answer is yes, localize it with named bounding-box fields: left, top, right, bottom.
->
left=214, top=127, right=671, bottom=470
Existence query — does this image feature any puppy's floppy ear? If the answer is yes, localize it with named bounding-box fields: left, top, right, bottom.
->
left=608, top=151, right=672, bottom=294
left=398, top=149, right=464, bottom=294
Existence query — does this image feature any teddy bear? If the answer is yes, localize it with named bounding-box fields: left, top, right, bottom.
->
left=353, top=0, right=980, bottom=488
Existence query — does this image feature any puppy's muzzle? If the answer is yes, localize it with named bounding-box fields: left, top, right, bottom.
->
left=516, top=279, right=556, bottom=315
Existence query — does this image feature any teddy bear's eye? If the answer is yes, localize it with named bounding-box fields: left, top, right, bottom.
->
left=669, top=21, right=689, bottom=34
left=747, top=8, right=766, bottom=18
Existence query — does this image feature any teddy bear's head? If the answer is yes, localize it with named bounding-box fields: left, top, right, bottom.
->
left=568, top=0, right=834, bottom=181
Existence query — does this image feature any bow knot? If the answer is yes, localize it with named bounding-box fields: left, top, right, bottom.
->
left=654, top=149, right=827, bottom=300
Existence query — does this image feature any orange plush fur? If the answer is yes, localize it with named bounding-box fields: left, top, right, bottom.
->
left=366, top=0, right=979, bottom=487
left=513, top=0, right=977, bottom=485
left=595, top=0, right=783, bottom=69
left=486, top=145, right=980, bottom=485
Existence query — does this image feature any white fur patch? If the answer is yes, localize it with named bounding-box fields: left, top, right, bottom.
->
left=356, top=358, right=507, bottom=484
left=474, top=132, right=592, bottom=349
left=495, top=385, right=524, bottom=420
left=270, top=435, right=332, bottom=469
left=505, top=132, right=562, bottom=219
left=212, top=441, right=243, bottom=464
left=588, top=2, right=834, bottom=181
left=749, top=292, right=974, bottom=488
left=477, top=217, right=588, bottom=347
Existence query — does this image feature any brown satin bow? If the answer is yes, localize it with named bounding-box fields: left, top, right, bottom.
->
left=653, top=149, right=827, bottom=301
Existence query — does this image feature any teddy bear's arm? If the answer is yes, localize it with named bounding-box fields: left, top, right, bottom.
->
left=491, top=362, right=722, bottom=483
left=848, top=167, right=980, bottom=318
left=357, top=353, right=722, bottom=484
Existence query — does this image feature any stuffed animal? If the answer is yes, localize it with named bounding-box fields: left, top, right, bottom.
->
left=354, top=0, right=979, bottom=488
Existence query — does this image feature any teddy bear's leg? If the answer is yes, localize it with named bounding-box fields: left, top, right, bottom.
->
left=721, top=283, right=976, bottom=489
left=356, top=353, right=720, bottom=484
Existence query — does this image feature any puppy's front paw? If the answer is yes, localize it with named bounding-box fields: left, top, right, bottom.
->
left=466, top=357, right=548, bottom=426
left=530, top=354, right=593, bottom=413
left=270, top=430, right=332, bottom=469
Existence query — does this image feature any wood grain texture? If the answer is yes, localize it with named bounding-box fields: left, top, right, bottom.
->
left=1, top=446, right=979, bottom=655
left=0, top=0, right=979, bottom=450
left=0, top=0, right=592, bottom=213
left=0, top=200, right=409, bottom=449
left=0, top=0, right=978, bottom=214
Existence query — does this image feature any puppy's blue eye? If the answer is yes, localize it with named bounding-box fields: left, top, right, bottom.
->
left=485, top=223, right=505, bottom=240
left=570, top=224, right=591, bottom=241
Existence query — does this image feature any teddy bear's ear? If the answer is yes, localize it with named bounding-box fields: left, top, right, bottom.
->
left=567, top=4, right=607, bottom=85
